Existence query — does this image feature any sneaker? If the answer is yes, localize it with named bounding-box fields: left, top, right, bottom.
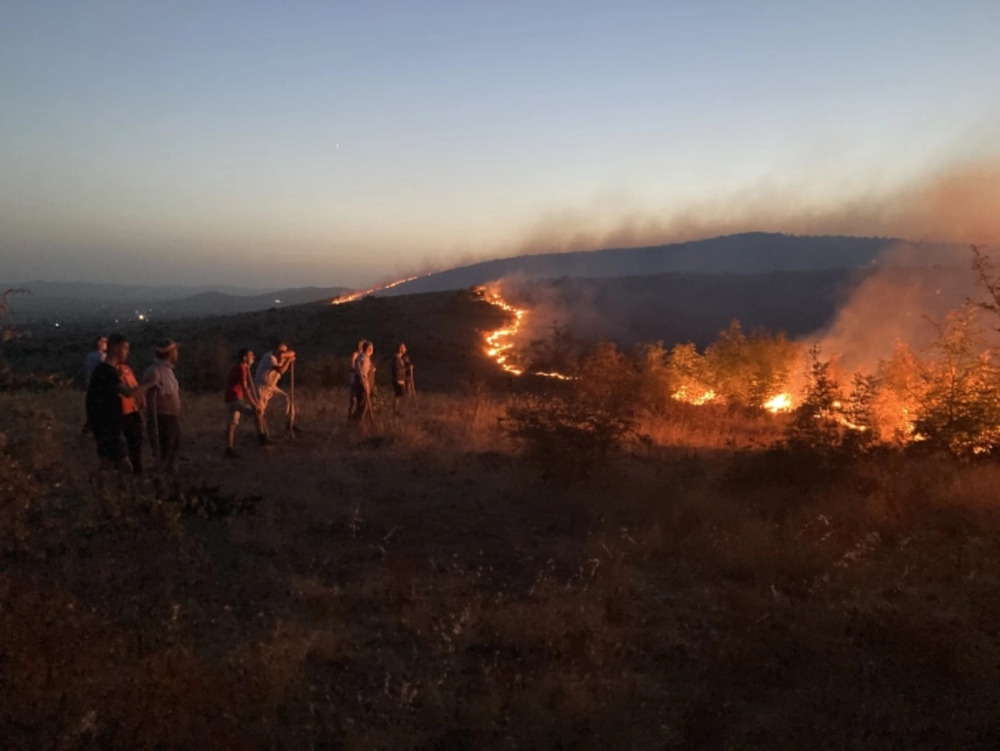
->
left=258, top=435, right=275, bottom=447
left=224, top=448, right=239, bottom=459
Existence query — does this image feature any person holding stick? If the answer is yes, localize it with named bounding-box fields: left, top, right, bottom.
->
left=392, top=342, right=414, bottom=415
left=348, top=339, right=367, bottom=420
left=351, top=340, right=376, bottom=425
left=254, top=341, right=295, bottom=443
left=142, top=339, right=182, bottom=474
left=224, top=348, right=267, bottom=458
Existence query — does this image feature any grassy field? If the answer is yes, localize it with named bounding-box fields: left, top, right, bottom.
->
left=2, top=379, right=1000, bottom=749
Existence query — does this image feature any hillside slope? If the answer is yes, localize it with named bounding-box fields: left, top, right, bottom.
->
left=379, top=232, right=961, bottom=296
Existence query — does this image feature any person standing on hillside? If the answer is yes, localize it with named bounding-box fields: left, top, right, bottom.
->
left=115, top=347, right=145, bottom=474
left=392, top=342, right=414, bottom=415
left=254, top=341, right=295, bottom=442
left=84, top=335, right=108, bottom=384
left=86, top=334, right=156, bottom=472
left=351, top=341, right=375, bottom=422
left=143, top=339, right=182, bottom=474
left=348, top=339, right=367, bottom=419
left=224, top=347, right=267, bottom=457
left=81, top=335, right=108, bottom=435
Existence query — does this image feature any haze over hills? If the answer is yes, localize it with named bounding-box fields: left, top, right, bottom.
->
left=377, top=233, right=965, bottom=297
left=2, top=282, right=351, bottom=324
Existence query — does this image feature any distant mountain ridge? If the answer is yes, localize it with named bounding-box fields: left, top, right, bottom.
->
left=2, top=282, right=351, bottom=324
left=380, top=233, right=964, bottom=296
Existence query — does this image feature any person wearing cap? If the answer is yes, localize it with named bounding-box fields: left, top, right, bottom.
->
left=85, top=333, right=156, bottom=472
left=143, top=339, right=182, bottom=474
left=253, top=341, right=296, bottom=442
left=224, top=347, right=267, bottom=457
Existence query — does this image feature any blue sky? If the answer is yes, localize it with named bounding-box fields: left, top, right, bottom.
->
left=2, top=1, right=998, bottom=288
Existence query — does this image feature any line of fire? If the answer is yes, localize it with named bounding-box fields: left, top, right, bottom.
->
left=328, top=248, right=1000, bottom=457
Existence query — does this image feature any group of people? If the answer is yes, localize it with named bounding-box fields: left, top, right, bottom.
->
left=83, top=334, right=414, bottom=474
left=349, top=340, right=415, bottom=421
left=84, top=334, right=182, bottom=474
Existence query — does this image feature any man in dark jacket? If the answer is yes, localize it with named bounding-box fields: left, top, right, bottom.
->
left=85, top=334, right=155, bottom=472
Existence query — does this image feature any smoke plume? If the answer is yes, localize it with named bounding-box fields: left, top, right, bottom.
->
left=512, top=159, right=1000, bottom=257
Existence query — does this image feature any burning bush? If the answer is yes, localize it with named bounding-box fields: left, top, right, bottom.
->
left=911, top=307, right=1000, bottom=456
left=786, top=345, right=846, bottom=453
left=703, top=321, right=799, bottom=410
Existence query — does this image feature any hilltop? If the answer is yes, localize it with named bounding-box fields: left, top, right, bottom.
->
left=378, top=232, right=963, bottom=296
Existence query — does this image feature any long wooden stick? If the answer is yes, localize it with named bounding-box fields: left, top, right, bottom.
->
left=286, top=360, right=296, bottom=437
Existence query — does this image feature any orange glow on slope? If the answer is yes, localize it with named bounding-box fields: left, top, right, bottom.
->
left=478, top=286, right=573, bottom=379
left=331, top=275, right=422, bottom=305
left=480, top=287, right=527, bottom=375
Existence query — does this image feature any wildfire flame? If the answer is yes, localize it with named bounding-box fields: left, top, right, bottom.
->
left=478, top=286, right=574, bottom=379
left=483, top=292, right=526, bottom=375
left=672, top=387, right=717, bottom=406
left=331, top=275, right=422, bottom=305
left=764, top=393, right=793, bottom=413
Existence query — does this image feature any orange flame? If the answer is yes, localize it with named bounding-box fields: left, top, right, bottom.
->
left=481, top=287, right=527, bottom=375
left=478, top=286, right=573, bottom=379
left=331, top=275, right=422, bottom=305
left=764, top=393, right=793, bottom=413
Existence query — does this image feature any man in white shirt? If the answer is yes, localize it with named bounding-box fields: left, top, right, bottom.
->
left=351, top=341, right=375, bottom=422
left=254, top=341, right=296, bottom=442
left=142, top=339, right=182, bottom=474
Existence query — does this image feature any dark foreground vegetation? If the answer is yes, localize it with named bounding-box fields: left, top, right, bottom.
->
left=2, top=382, right=999, bottom=749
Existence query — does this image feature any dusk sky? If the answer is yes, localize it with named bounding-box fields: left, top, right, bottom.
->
left=2, top=1, right=999, bottom=289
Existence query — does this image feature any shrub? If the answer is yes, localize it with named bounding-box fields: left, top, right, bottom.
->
left=911, top=306, right=1000, bottom=457
left=703, top=321, right=798, bottom=410
left=504, top=343, right=637, bottom=476
left=785, top=344, right=845, bottom=453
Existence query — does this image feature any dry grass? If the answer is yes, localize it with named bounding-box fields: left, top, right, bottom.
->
left=1, top=385, right=1000, bottom=749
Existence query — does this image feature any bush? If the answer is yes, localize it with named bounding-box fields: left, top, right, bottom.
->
left=785, top=344, right=845, bottom=453
left=911, top=307, right=1000, bottom=457
left=504, top=343, right=637, bottom=476
left=703, top=321, right=798, bottom=410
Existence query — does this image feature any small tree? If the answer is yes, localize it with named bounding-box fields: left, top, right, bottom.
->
left=786, top=344, right=845, bottom=452
left=912, top=306, right=1000, bottom=456
left=504, top=342, right=636, bottom=476
left=874, top=340, right=925, bottom=445
left=527, top=320, right=582, bottom=376
left=665, top=342, right=711, bottom=403
left=632, top=342, right=674, bottom=416
left=703, top=320, right=798, bottom=409
left=841, top=372, right=880, bottom=452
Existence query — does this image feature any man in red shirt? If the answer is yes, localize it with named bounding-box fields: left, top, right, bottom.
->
left=224, top=348, right=267, bottom=457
